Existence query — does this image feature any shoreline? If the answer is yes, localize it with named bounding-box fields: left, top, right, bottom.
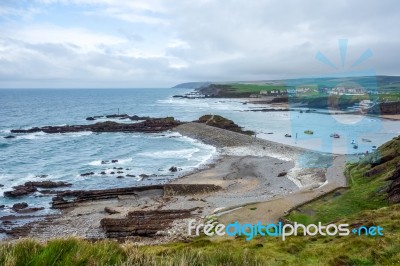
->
left=1, top=123, right=347, bottom=243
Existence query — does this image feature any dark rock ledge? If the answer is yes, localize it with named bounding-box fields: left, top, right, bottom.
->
left=4, top=181, right=72, bottom=198
left=51, top=184, right=221, bottom=209
left=11, top=117, right=181, bottom=134
left=101, top=209, right=196, bottom=238
left=1, top=184, right=220, bottom=239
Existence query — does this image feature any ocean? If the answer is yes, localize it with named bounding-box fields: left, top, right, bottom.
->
left=1, top=88, right=400, bottom=216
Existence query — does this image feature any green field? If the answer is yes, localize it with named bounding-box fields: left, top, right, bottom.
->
left=230, top=83, right=292, bottom=93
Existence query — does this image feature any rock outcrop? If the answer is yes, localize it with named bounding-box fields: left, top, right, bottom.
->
left=4, top=181, right=71, bottom=198
left=12, top=202, right=28, bottom=211
left=51, top=185, right=164, bottom=208
left=196, top=115, right=254, bottom=135
left=51, top=184, right=221, bottom=208
left=4, top=185, right=37, bottom=198
left=388, top=163, right=400, bottom=204
left=100, top=209, right=195, bottom=238
left=24, top=181, right=72, bottom=188
left=369, top=102, right=400, bottom=115
left=11, top=117, right=181, bottom=134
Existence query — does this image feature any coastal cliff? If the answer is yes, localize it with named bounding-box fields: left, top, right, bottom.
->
left=173, top=76, right=400, bottom=114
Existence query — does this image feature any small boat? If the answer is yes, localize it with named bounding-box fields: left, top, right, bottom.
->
left=351, top=139, right=356, bottom=144
left=285, top=134, right=292, bottom=137
left=330, top=133, right=340, bottom=138
left=372, top=146, right=377, bottom=151
left=362, top=138, right=372, bottom=142
left=304, top=130, right=314, bottom=135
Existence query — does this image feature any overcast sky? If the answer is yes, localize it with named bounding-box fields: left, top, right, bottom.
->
left=0, top=0, right=399, bottom=88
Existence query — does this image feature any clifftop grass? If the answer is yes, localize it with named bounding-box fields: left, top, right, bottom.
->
left=2, top=205, right=400, bottom=266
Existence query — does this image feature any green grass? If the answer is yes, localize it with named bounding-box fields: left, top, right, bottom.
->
left=230, top=83, right=291, bottom=93
left=0, top=238, right=126, bottom=266
left=2, top=207, right=400, bottom=266
left=379, top=92, right=400, bottom=101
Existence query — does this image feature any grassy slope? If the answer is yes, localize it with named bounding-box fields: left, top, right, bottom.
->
left=2, top=206, right=400, bottom=266
left=1, top=137, right=400, bottom=266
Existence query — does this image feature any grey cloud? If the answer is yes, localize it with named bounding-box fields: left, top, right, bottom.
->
left=1, top=0, right=400, bottom=88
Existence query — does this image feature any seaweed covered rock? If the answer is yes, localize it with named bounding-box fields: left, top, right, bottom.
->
left=4, top=185, right=37, bottom=198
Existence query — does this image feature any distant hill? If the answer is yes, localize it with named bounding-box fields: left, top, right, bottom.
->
left=172, top=82, right=211, bottom=89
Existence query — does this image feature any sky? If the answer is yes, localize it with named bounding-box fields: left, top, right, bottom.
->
left=0, top=0, right=399, bottom=88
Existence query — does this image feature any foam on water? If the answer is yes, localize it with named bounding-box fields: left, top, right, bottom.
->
left=66, top=131, right=93, bottom=137
left=138, top=148, right=200, bottom=159
left=88, top=160, right=103, bottom=166
left=16, top=131, right=47, bottom=140
left=88, top=157, right=133, bottom=166
left=188, top=147, right=217, bottom=169
left=157, top=98, right=211, bottom=108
